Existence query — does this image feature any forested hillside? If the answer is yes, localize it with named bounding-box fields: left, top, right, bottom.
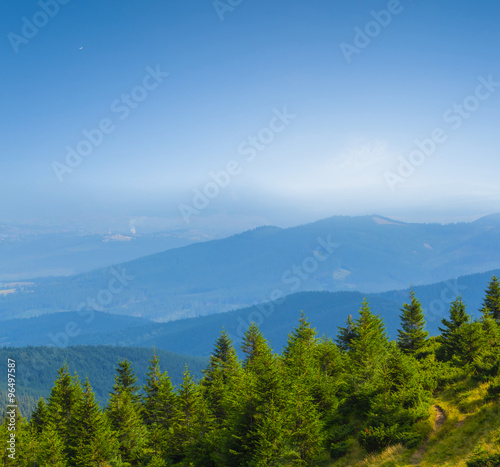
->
left=2, top=268, right=496, bottom=357
left=2, top=276, right=500, bottom=466
left=0, top=346, right=208, bottom=418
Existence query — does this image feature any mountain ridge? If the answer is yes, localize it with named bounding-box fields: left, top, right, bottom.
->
left=1, top=213, right=500, bottom=322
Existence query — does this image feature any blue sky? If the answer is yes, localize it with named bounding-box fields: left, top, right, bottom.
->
left=2, top=0, right=500, bottom=233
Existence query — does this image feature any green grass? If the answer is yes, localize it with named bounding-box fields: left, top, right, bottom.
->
left=326, top=376, right=500, bottom=466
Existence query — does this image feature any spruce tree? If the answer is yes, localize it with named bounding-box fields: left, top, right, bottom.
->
left=313, top=338, right=344, bottom=426
left=241, top=322, right=268, bottom=368
left=37, top=422, right=67, bottom=467
left=438, top=297, right=470, bottom=361
left=142, top=351, right=177, bottom=458
left=350, top=299, right=389, bottom=369
left=397, top=291, right=429, bottom=354
left=202, top=329, right=241, bottom=425
left=68, top=378, right=118, bottom=466
left=230, top=323, right=288, bottom=466
left=47, top=365, right=83, bottom=455
left=167, top=367, right=215, bottom=465
left=455, top=319, right=489, bottom=366
left=282, top=314, right=325, bottom=464
left=480, top=275, right=500, bottom=322
left=283, top=312, right=317, bottom=374
left=30, top=397, right=49, bottom=434
left=343, top=299, right=389, bottom=412
left=336, top=314, right=357, bottom=352
left=112, top=359, right=141, bottom=403
left=285, top=379, right=325, bottom=465
left=108, top=361, right=147, bottom=465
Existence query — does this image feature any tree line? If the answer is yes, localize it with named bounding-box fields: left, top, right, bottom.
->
left=2, top=276, right=500, bottom=466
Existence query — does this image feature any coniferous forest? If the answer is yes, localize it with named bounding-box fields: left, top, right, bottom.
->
left=2, top=277, right=500, bottom=466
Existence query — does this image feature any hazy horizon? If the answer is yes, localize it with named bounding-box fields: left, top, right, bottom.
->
left=2, top=1, right=500, bottom=235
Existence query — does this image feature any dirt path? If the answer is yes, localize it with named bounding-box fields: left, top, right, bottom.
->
left=408, top=404, right=447, bottom=465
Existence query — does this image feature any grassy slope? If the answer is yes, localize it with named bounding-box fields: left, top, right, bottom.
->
left=328, top=377, right=500, bottom=466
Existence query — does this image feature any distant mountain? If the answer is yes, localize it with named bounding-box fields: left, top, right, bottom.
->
left=2, top=214, right=500, bottom=321
left=0, top=227, right=210, bottom=281
left=0, top=346, right=208, bottom=416
left=3, top=268, right=498, bottom=357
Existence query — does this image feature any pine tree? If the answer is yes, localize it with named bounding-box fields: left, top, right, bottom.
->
left=350, top=299, right=389, bottom=369
left=283, top=312, right=317, bottom=375
left=285, top=379, right=325, bottom=465
left=438, top=297, right=470, bottom=361
left=480, top=275, right=500, bottom=322
left=252, top=398, right=288, bottom=467
left=336, top=314, right=357, bottom=351
left=108, top=361, right=147, bottom=465
left=202, top=329, right=241, bottom=424
left=313, top=338, right=344, bottom=426
left=397, top=291, right=429, bottom=354
left=37, top=422, right=67, bottom=467
left=18, top=415, right=45, bottom=467
left=241, top=322, right=268, bottom=368
left=229, top=323, right=288, bottom=466
left=167, top=366, right=215, bottom=465
left=282, top=314, right=325, bottom=465
left=142, top=351, right=177, bottom=458
left=68, top=378, right=118, bottom=466
left=30, top=397, right=49, bottom=434
left=47, top=365, right=83, bottom=455
left=342, top=299, right=389, bottom=413
left=362, top=344, right=431, bottom=451
left=455, top=319, right=489, bottom=366
left=112, top=359, right=141, bottom=403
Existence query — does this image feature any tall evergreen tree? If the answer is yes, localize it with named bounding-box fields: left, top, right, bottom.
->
left=142, top=351, right=177, bottom=458
left=68, top=378, right=118, bottom=466
left=167, top=367, right=215, bottom=465
left=37, top=422, right=67, bottom=467
left=112, top=359, right=141, bottom=403
left=30, top=397, right=49, bottom=434
left=438, top=297, right=470, bottom=361
left=397, top=291, right=429, bottom=354
left=108, top=361, right=147, bottom=465
left=336, top=314, right=357, bottom=352
left=285, top=379, right=325, bottom=465
left=281, top=314, right=325, bottom=465
left=454, top=320, right=489, bottom=366
left=202, top=329, right=241, bottom=425
left=241, top=322, right=268, bottom=368
left=283, top=312, right=317, bottom=374
left=480, top=275, right=500, bottom=322
left=341, top=299, right=389, bottom=413
left=47, top=365, right=83, bottom=454
left=350, top=299, right=389, bottom=369
left=230, top=324, right=288, bottom=466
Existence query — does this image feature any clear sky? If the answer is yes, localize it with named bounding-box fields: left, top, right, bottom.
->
left=2, top=0, right=500, bottom=233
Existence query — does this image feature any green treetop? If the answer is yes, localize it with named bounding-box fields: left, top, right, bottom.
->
left=480, top=275, right=500, bottom=322
left=397, top=291, right=429, bottom=354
